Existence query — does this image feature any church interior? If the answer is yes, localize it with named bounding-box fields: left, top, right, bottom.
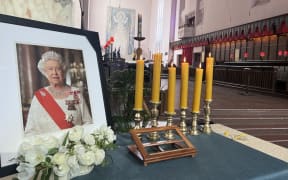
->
left=1, top=0, right=288, bottom=179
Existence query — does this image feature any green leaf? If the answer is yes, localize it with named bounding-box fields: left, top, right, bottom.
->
left=47, top=147, right=58, bottom=156
left=40, top=167, right=51, bottom=180
left=33, top=169, right=40, bottom=180
left=47, top=168, right=52, bottom=180
left=62, top=132, right=69, bottom=146
left=45, top=157, right=51, bottom=163
left=54, top=173, right=59, bottom=180
left=40, top=168, right=47, bottom=180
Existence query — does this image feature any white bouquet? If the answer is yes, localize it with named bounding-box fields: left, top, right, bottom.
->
left=16, top=125, right=116, bottom=180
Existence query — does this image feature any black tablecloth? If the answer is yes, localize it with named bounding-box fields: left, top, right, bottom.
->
left=75, top=133, right=288, bottom=180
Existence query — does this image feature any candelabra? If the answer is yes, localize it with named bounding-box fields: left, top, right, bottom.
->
left=134, top=36, right=145, bottom=60
left=134, top=13, right=145, bottom=60
left=179, top=108, right=188, bottom=134
left=190, top=112, right=199, bottom=135
left=203, top=100, right=212, bottom=134
left=165, top=112, right=176, bottom=140
left=148, top=101, right=161, bottom=140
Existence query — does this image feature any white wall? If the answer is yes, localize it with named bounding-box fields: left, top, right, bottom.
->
left=87, top=0, right=152, bottom=60
left=201, top=0, right=288, bottom=35
left=175, top=0, right=288, bottom=41
left=180, top=0, right=196, bottom=26
left=87, top=0, right=172, bottom=61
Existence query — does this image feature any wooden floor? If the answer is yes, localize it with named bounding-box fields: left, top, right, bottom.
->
left=161, top=79, right=288, bottom=148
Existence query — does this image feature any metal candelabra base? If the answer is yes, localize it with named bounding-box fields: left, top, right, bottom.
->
left=190, top=112, right=199, bottom=135
left=179, top=108, right=188, bottom=134
left=133, top=109, right=142, bottom=129
left=203, top=100, right=212, bottom=134
left=165, top=112, right=176, bottom=140
left=148, top=101, right=161, bottom=141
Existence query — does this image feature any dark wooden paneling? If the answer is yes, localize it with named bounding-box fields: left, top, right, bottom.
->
left=240, top=40, right=247, bottom=60
left=214, top=65, right=278, bottom=93
left=269, top=35, right=277, bottom=60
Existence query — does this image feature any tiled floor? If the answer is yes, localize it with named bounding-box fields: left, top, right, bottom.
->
left=160, top=79, right=288, bottom=148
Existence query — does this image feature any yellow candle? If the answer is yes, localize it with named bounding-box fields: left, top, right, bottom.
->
left=192, top=66, right=203, bottom=113
left=180, top=58, right=189, bottom=109
left=205, top=54, right=214, bottom=101
left=134, top=59, right=144, bottom=110
left=167, top=64, right=176, bottom=114
left=151, top=53, right=162, bottom=103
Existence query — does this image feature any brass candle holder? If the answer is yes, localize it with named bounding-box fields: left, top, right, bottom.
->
left=148, top=101, right=161, bottom=140
left=203, top=100, right=212, bottom=134
left=165, top=112, right=176, bottom=140
left=190, top=112, right=199, bottom=135
left=133, top=109, right=143, bottom=129
left=179, top=108, right=188, bottom=134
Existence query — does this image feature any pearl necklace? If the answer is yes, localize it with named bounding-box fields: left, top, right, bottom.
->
left=48, top=86, right=69, bottom=97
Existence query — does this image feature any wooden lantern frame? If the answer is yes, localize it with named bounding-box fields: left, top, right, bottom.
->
left=128, top=126, right=196, bottom=166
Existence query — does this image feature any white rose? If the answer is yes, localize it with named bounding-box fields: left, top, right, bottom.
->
left=24, top=149, right=45, bottom=166
left=18, top=142, right=33, bottom=156
left=96, top=126, right=116, bottom=147
left=94, top=125, right=116, bottom=143
left=31, top=137, right=43, bottom=146
left=77, top=165, right=94, bottom=176
left=53, top=164, right=70, bottom=177
left=107, top=126, right=117, bottom=142
left=105, top=133, right=115, bottom=144
left=74, top=144, right=86, bottom=155
left=42, top=136, right=59, bottom=150
left=68, top=126, right=84, bottom=142
left=52, top=152, right=67, bottom=165
left=16, top=162, right=35, bottom=180
left=93, top=148, right=105, bottom=166
left=89, top=145, right=98, bottom=152
left=67, top=155, right=80, bottom=170
left=78, top=151, right=95, bottom=166
left=83, top=134, right=95, bottom=145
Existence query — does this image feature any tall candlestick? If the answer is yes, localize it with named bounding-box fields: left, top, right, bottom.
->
left=167, top=64, right=176, bottom=114
left=151, top=53, right=162, bottom=103
left=205, top=53, right=214, bottom=101
left=134, top=58, right=144, bottom=110
left=137, top=14, right=142, bottom=37
left=192, top=65, right=203, bottom=113
left=180, top=57, right=189, bottom=109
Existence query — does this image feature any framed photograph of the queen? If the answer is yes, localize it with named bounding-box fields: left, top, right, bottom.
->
left=17, top=45, right=93, bottom=136
left=0, top=14, right=110, bottom=169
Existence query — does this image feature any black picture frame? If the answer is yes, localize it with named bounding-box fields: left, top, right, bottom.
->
left=0, top=14, right=112, bottom=177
